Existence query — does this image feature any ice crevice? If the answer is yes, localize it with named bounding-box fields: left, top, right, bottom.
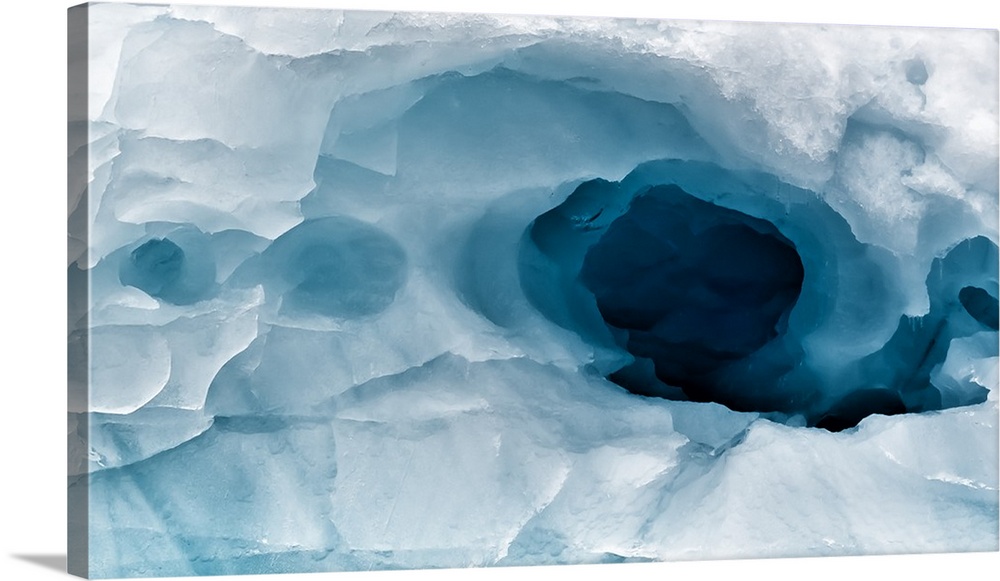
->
left=73, top=7, right=999, bottom=577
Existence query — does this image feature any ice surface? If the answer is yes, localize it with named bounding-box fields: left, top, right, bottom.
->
left=70, top=4, right=999, bottom=578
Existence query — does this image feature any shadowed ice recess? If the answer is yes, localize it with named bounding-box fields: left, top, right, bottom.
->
left=522, top=161, right=995, bottom=429
left=68, top=6, right=999, bottom=578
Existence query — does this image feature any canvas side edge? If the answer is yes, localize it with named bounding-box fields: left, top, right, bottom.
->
left=68, top=3, right=90, bottom=579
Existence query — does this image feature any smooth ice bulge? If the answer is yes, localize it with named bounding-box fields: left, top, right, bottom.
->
left=229, top=216, right=408, bottom=319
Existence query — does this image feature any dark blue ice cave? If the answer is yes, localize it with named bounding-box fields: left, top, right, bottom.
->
left=579, top=185, right=804, bottom=407
left=521, top=160, right=996, bottom=430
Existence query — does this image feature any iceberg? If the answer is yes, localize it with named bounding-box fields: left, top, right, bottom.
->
left=67, top=3, right=999, bottom=578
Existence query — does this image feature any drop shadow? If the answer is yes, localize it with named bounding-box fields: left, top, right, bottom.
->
left=11, top=554, right=66, bottom=573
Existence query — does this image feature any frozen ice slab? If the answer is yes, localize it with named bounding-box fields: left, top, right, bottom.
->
left=68, top=4, right=999, bottom=578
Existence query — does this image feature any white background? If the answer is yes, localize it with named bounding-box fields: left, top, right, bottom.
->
left=1, top=1, right=998, bottom=580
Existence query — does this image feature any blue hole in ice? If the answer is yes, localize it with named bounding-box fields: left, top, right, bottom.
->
left=959, top=286, right=999, bottom=331
left=522, top=162, right=996, bottom=432
left=119, top=236, right=216, bottom=305
left=905, top=58, right=929, bottom=85
left=579, top=185, right=805, bottom=409
left=125, top=238, right=183, bottom=291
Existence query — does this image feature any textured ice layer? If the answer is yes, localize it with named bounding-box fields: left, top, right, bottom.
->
left=69, top=5, right=1000, bottom=578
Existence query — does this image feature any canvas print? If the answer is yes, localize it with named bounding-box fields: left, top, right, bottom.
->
left=67, top=2, right=1000, bottom=578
